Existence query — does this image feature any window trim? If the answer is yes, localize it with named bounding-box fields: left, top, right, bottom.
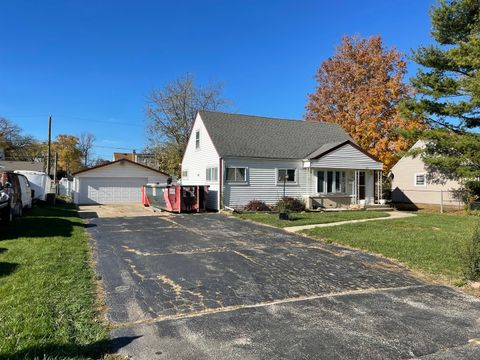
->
left=206, top=166, right=219, bottom=183
left=225, top=166, right=248, bottom=184
left=181, top=169, right=188, bottom=180
left=195, top=130, right=200, bottom=150
left=414, top=172, right=427, bottom=187
left=275, top=168, right=298, bottom=186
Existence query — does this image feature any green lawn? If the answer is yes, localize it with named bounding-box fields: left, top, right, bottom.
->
left=0, top=205, right=109, bottom=359
left=302, top=213, right=479, bottom=282
left=234, top=210, right=390, bottom=228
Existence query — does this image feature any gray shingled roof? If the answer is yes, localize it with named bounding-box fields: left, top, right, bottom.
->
left=0, top=160, right=44, bottom=172
left=199, top=111, right=352, bottom=159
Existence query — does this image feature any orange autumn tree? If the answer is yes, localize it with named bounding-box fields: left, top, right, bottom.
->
left=305, top=35, right=425, bottom=171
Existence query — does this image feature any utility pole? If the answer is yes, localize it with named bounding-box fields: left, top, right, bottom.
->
left=47, top=116, right=52, bottom=176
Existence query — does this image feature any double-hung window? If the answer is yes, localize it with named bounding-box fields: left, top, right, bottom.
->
left=317, top=170, right=346, bottom=194
left=206, top=167, right=218, bottom=182
left=182, top=170, right=188, bottom=179
left=226, top=167, right=247, bottom=183
left=277, top=169, right=297, bottom=184
left=195, top=130, right=200, bottom=149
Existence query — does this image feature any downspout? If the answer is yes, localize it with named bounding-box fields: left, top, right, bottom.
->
left=219, top=157, right=223, bottom=210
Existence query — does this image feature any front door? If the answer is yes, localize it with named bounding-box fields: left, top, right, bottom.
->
left=358, top=171, right=366, bottom=200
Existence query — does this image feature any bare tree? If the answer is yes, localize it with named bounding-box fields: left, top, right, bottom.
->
left=145, top=74, right=229, bottom=176
left=0, top=117, right=21, bottom=148
left=78, top=132, right=96, bottom=167
left=0, top=117, right=45, bottom=161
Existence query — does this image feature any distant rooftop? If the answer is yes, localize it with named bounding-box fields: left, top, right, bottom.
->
left=0, top=160, right=44, bottom=172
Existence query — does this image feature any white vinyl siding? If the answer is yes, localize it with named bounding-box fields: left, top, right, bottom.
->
left=309, top=143, right=382, bottom=170
left=181, top=113, right=221, bottom=210
left=223, top=158, right=307, bottom=208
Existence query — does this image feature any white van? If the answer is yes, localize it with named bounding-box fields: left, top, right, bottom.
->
left=14, top=171, right=51, bottom=202
left=16, top=174, right=32, bottom=209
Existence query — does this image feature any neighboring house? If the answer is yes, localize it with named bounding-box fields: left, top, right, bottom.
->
left=0, top=160, right=44, bottom=172
left=390, top=140, right=463, bottom=208
left=113, top=152, right=136, bottom=162
left=113, top=151, right=158, bottom=168
left=181, top=111, right=383, bottom=211
left=72, top=158, right=169, bottom=204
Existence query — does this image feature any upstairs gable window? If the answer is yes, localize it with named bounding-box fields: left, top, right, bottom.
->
left=195, top=130, right=200, bottom=149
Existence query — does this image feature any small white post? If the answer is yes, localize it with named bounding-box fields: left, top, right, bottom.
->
left=440, top=190, right=444, bottom=214
left=353, top=170, right=358, bottom=205
left=379, top=170, right=383, bottom=203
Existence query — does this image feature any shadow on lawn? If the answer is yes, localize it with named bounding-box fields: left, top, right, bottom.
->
left=23, top=204, right=79, bottom=217
left=1, top=335, right=142, bottom=359
left=0, top=262, right=18, bottom=277
left=0, top=217, right=83, bottom=241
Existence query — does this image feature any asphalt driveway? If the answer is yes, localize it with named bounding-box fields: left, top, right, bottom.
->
left=86, top=210, right=480, bottom=359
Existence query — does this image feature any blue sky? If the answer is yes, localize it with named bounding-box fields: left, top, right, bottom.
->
left=0, top=0, right=434, bottom=159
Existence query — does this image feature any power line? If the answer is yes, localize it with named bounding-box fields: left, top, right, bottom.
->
left=92, top=145, right=138, bottom=150
left=4, top=114, right=146, bottom=127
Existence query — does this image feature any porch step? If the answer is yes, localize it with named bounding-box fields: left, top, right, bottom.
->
left=365, top=206, right=394, bottom=211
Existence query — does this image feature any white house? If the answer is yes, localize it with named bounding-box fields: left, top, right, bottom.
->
left=181, top=111, right=383, bottom=211
left=390, top=140, right=463, bottom=208
left=72, top=159, right=169, bottom=205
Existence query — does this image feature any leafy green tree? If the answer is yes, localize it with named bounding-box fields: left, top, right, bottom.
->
left=401, top=0, right=480, bottom=191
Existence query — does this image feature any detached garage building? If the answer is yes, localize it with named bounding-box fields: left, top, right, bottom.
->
left=72, top=159, right=169, bottom=205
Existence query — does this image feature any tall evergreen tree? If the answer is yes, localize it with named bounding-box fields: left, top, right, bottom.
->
left=401, top=0, right=480, bottom=186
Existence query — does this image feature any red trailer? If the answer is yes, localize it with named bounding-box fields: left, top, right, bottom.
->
left=143, top=184, right=209, bottom=213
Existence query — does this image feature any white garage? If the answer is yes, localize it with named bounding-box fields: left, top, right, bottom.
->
left=72, top=159, right=169, bottom=205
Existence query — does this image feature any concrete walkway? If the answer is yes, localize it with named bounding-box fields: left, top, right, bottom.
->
left=284, top=211, right=417, bottom=233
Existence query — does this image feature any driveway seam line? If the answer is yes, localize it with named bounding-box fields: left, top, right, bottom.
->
left=111, top=284, right=429, bottom=329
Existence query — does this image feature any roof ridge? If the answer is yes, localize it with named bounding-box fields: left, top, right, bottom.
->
left=199, top=110, right=338, bottom=125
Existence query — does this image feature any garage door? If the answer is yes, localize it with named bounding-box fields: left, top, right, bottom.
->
left=78, top=177, right=148, bottom=204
